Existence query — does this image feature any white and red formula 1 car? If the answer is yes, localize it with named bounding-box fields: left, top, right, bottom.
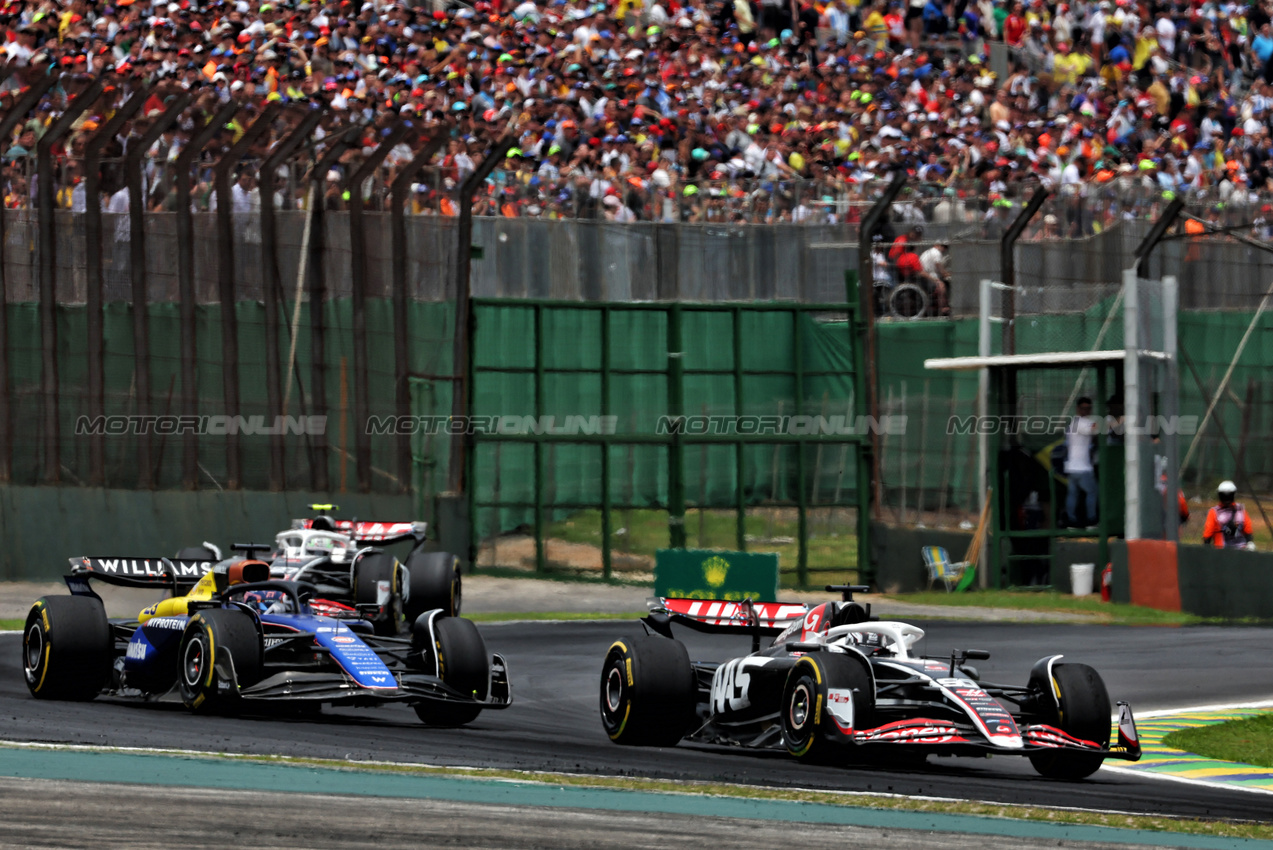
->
left=600, top=586, right=1141, bottom=778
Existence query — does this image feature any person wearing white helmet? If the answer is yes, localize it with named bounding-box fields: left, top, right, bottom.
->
left=1202, top=481, right=1255, bottom=549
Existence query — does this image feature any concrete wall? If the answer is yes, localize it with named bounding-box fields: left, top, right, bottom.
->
left=871, top=522, right=975, bottom=593
left=1176, top=545, right=1273, bottom=619
left=0, top=486, right=413, bottom=582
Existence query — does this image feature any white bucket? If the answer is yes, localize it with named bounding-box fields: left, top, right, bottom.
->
left=1070, top=563, right=1095, bottom=597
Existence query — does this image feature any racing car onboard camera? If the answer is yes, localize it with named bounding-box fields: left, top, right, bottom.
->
left=178, top=504, right=462, bottom=637
left=21, top=546, right=510, bottom=726
left=599, top=586, right=1141, bottom=779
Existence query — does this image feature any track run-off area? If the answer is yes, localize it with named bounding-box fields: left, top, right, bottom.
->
left=3, top=619, right=1273, bottom=847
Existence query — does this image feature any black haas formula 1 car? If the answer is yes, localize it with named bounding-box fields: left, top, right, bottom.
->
left=600, top=587, right=1141, bottom=779
left=23, top=552, right=509, bottom=726
left=181, top=505, right=461, bottom=637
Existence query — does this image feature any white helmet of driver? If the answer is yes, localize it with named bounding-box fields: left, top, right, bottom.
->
left=1218, top=480, right=1237, bottom=496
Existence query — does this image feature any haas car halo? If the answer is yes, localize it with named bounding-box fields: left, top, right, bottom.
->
left=600, top=586, right=1140, bottom=779
left=22, top=547, right=509, bottom=726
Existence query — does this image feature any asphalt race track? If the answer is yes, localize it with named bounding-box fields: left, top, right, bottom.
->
left=3, top=620, right=1273, bottom=822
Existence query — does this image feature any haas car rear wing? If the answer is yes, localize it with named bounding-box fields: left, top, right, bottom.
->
left=294, top=518, right=426, bottom=545
left=67, top=556, right=215, bottom=589
left=646, top=597, right=810, bottom=637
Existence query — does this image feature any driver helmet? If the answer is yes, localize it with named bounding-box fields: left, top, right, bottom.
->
left=243, top=589, right=290, bottom=615
left=1218, top=480, right=1236, bottom=503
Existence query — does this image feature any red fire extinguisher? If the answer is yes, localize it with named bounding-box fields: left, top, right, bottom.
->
left=1101, top=563, right=1113, bottom=602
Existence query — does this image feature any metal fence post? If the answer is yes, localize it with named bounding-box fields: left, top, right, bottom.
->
left=999, top=187, right=1050, bottom=357
left=447, top=134, right=516, bottom=495
left=389, top=129, right=447, bottom=492
left=261, top=106, right=325, bottom=489
left=36, top=76, right=105, bottom=484
left=347, top=122, right=410, bottom=493
left=174, top=100, right=238, bottom=487
left=0, top=73, right=59, bottom=483
left=855, top=174, right=905, bottom=534
left=307, top=125, right=361, bottom=492
left=84, top=87, right=145, bottom=486
left=123, top=94, right=192, bottom=484
left=214, top=102, right=281, bottom=489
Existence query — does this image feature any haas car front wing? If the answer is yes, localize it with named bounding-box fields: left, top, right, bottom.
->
left=825, top=679, right=1141, bottom=761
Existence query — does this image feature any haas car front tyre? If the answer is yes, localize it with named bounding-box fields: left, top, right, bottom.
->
left=1029, top=663, right=1112, bottom=780
left=354, top=552, right=402, bottom=636
left=178, top=609, right=262, bottom=713
left=23, top=596, right=111, bottom=701
left=412, top=615, right=489, bottom=727
left=600, top=636, right=696, bottom=747
left=782, top=653, right=874, bottom=763
left=403, top=551, right=461, bottom=623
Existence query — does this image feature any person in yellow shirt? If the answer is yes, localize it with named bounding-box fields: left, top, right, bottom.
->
left=863, top=2, right=888, bottom=48
left=1052, top=42, right=1091, bottom=86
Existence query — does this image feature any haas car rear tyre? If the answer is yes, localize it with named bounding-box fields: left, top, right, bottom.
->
left=413, top=615, right=489, bottom=727
left=403, top=551, right=461, bottom=623
left=354, top=552, right=401, bottom=637
left=782, top=653, right=875, bottom=763
left=179, top=609, right=262, bottom=712
left=1029, top=663, right=1111, bottom=780
left=23, top=596, right=111, bottom=701
left=600, top=635, right=696, bottom=747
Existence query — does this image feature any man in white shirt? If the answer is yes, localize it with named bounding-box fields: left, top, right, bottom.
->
left=1064, top=396, right=1099, bottom=526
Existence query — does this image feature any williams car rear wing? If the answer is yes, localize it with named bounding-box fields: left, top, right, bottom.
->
left=293, top=519, right=426, bottom=545
left=646, top=597, right=810, bottom=638
left=67, top=556, right=216, bottom=589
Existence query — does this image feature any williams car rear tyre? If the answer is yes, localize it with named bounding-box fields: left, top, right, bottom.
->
left=413, top=615, right=489, bottom=727
left=599, top=635, right=696, bottom=747
left=403, top=551, right=461, bottom=623
left=782, top=652, right=875, bottom=764
left=354, top=552, right=401, bottom=637
left=23, top=596, right=111, bottom=701
left=178, top=608, right=262, bottom=713
left=1028, top=662, right=1111, bottom=780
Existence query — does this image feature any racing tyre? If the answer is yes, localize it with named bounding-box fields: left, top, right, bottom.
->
left=175, top=546, right=218, bottom=560
left=354, top=551, right=401, bottom=637
left=23, top=596, right=111, bottom=701
left=600, top=635, right=696, bottom=747
left=178, top=608, right=262, bottom=713
left=413, top=616, right=489, bottom=727
left=890, top=283, right=929, bottom=320
left=404, top=551, right=461, bottom=623
left=782, top=652, right=875, bottom=764
left=1028, top=663, right=1111, bottom=780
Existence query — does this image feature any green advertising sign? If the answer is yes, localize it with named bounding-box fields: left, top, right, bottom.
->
left=654, top=549, right=780, bottom=601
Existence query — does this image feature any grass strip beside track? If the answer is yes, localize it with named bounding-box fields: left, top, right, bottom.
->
left=0, top=618, right=22, bottom=631
left=0, top=741, right=1270, bottom=845
left=877, top=591, right=1207, bottom=626
left=1163, top=714, right=1273, bottom=769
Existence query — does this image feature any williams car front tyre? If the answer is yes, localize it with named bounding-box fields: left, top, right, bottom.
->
left=178, top=608, right=262, bottom=713
left=412, top=615, right=489, bottom=727
left=354, top=551, right=401, bottom=637
left=403, top=551, right=461, bottom=622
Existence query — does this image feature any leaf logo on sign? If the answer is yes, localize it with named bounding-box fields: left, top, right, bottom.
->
left=702, top=555, right=730, bottom=588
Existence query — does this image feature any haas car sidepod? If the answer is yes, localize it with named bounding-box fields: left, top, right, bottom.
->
left=600, top=586, right=1141, bottom=778
left=22, top=550, right=510, bottom=726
